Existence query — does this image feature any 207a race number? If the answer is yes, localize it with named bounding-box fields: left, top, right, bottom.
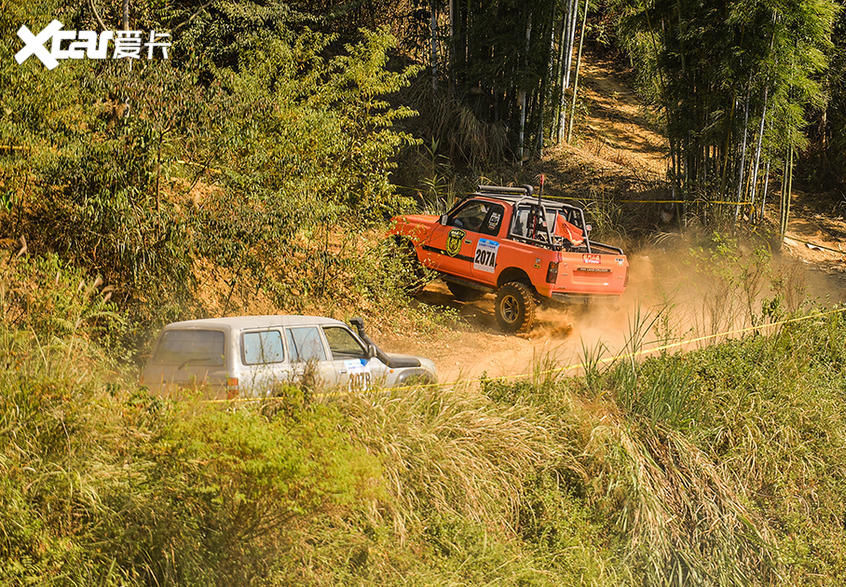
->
left=473, top=238, right=500, bottom=273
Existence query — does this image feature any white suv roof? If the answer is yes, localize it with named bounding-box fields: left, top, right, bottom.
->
left=163, top=315, right=347, bottom=331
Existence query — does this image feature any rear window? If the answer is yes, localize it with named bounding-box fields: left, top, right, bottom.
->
left=153, top=329, right=224, bottom=367
left=242, top=330, right=286, bottom=365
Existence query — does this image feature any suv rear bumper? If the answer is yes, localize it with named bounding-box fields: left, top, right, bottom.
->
left=550, top=292, right=621, bottom=304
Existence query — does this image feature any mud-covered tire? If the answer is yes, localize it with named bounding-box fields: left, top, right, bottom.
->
left=446, top=281, right=486, bottom=302
left=494, top=282, right=536, bottom=333
left=393, top=238, right=428, bottom=296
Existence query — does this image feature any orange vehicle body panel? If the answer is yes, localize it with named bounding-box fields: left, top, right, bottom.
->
left=390, top=196, right=628, bottom=300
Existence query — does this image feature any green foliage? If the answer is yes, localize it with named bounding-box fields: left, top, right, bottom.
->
left=612, top=0, right=838, bottom=205
left=1, top=1, right=423, bottom=341
left=0, top=321, right=381, bottom=584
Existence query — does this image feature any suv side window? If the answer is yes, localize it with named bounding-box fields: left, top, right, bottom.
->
left=323, top=327, right=368, bottom=360
left=448, top=201, right=488, bottom=232
left=285, top=327, right=328, bottom=362
left=448, top=200, right=504, bottom=236
left=242, top=330, right=285, bottom=365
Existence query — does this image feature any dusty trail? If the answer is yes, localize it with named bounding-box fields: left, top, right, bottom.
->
left=384, top=49, right=845, bottom=383
left=384, top=249, right=844, bottom=384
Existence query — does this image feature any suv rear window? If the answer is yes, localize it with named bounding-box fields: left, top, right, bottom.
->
left=153, top=329, right=224, bottom=367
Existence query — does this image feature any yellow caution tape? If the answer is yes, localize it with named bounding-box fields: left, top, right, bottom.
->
left=205, top=305, right=846, bottom=404
left=390, top=184, right=753, bottom=207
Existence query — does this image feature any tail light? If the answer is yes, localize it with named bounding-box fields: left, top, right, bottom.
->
left=227, top=377, right=240, bottom=399
left=546, top=261, right=559, bottom=283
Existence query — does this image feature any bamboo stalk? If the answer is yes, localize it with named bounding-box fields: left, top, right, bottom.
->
left=566, top=0, right=588, bottom=144
left=557, top=0, right=577, bottom=142
left=749, top=86, right=768, bottom=216
left=518, top=11, right=532, bottom=164
left=430, top=0, right=439, bottom=92
left=759, top=159, right=771, bottom=221
left=734, top=86, right=751, bottom=223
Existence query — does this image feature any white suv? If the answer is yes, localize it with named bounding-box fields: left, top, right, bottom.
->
left=140, top=315, right=437, bottom=397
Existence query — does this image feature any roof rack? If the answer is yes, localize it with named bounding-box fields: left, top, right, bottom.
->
left=477, top=184, right=534, bottom=196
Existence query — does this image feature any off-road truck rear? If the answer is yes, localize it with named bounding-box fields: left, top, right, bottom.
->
left=390, top=184, right=629, bottom=332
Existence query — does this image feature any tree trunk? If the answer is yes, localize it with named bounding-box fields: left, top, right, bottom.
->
left=782, top=143, right=794, bottom=242
left=567, top=0, right=589, bottom=144
left=553, top=3, right=570, bottom=142
left=430, top=1, right=439, bottom=92
left=734, top=88, right=751, bottom=223
left=749, top=85, right=768, bottom=216
left=448, top=0, right=455, bottom=96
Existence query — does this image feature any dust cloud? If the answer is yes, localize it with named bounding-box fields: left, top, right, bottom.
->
left=402, top=241, right=845, bottom=383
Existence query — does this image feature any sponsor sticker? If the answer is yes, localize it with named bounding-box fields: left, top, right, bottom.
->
left=582, top=253, right=601, bottom=265
left=446, top=228, right=466, bottom=257
left=473, top=238, right=500, bottom=273
left=488, top=211, right=502, bottom=230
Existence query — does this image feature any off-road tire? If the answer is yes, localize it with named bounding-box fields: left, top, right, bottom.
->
left=395, top=238, right=428, bottom=296
left=446, top=281, right=486, bottom=302
left=494, top=281, right=536, bottom=333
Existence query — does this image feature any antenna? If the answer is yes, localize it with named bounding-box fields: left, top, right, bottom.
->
left=538, top=173, right=545, bottom=206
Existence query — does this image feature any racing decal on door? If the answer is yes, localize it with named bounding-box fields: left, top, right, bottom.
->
left=446, top=229, right=466, bottom=257
left=344, top=359, right=372, bottom=391
left=473, top=238, right=500, bottom=273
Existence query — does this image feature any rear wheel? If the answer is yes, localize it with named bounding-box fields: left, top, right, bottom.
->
left=494, top=282, right=536, bottom=333
left=446, top=281, right=486, bottom=302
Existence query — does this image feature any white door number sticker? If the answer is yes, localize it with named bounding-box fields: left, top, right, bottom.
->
left=344, top=359, right=372, bottom=391
left=473, top=238, right=499, bottom=273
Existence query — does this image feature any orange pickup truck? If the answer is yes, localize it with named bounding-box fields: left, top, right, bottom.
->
left=390, top=184, right=628, bottom=332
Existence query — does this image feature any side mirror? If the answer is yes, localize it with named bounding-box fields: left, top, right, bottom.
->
left=367, top=344, right=377, bottom=359
left=439, top=214, right=448, bottom=225
left=585, top=224, right=592, bottom=232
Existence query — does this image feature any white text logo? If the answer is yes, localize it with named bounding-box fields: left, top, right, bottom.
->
left=15, top=20, right=171, bottom=70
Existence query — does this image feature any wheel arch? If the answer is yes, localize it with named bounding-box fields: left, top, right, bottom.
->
left=496, top=267, right=533, bottom=289
left=392, top=234, right=422, bottom=257
left=392, top=234, right=415, bottom=247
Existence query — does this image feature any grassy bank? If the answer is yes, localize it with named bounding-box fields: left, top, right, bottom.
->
left=2, top=255, right=846, bottom=584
